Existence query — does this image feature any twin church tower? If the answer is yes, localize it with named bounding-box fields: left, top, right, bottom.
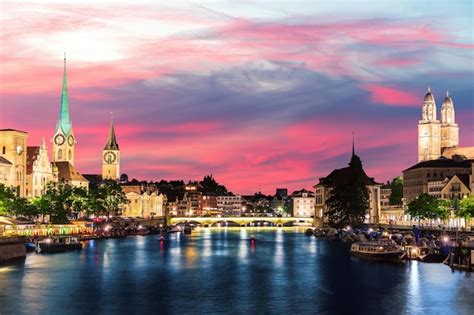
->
left=52, top=55, right=120, bottom=180
left=418, top=87, right=459, bottom=162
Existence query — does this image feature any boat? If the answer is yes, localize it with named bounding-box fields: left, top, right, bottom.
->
left=25, top=242, right=36, bottom=252
left=183, top=225, right=192, bottom=235
left=35, top=236, right=82, bottom=253
left=350, top=241, right=404, bottom=262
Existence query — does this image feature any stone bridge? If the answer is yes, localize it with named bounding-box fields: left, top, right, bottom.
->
left=169, top=217, right=315, bottom=227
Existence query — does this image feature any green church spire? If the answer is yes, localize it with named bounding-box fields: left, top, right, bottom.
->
left=56, top=53, right=72, bottom=135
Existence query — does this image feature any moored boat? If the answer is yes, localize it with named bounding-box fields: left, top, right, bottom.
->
left=35, top=236, right=82, bottom=253
left=350, top=241, right=404, bottom=262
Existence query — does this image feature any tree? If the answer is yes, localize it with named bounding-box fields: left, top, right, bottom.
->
left=88, top=181, right=129, bottom=217
left=407, top=193, right=451, bottom=225
left=389, top=177, right=403, bottom=206
left=200, top=175, right=228, bottom=195
left=458, top=195, right=474, bottom=225
left=0, top=184, right=34, bottom=218
left=0, top=184, right=18, bottom=216
left=325, top=155, right=369, bottom=227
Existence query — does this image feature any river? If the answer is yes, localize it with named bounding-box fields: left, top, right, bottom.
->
left=0, top=228, right=473, bottom=314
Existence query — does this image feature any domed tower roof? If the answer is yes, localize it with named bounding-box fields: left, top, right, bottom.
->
left=424, top=86, right=434, bottom=102
left=442, top=91, right=453, bottom=107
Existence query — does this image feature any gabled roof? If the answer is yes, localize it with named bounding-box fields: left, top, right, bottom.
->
left=0, top=129, right=28, bottom=134
left=52, top=161, right=88, bottom=183
left=404, top=158, right=473, bottom=172
left=319, top=166, right=379, bottom=187
left=0, top=156, right=12, bottom=165
left=444, top=173, right=471, bottom=191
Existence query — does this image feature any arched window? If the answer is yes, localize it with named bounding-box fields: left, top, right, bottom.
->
left=68, top=150, right=71, bottom=160
left=2, top=146, right=5, bottom=154
left=58, top=149, right=62, bottom=160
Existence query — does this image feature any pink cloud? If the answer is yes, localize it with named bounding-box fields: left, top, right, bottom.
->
left=363, top=84, right=419, bottom=107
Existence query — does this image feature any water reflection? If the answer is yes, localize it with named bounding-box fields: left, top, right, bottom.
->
left=1, top=229, right=473, bottom=314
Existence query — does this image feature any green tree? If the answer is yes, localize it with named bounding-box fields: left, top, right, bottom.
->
left=0, top=184, right=18, bottom=216
left=0, top=184, right=34, bottom=218
left=458, top=195, right=474, bottom=225
left=389, top=176, right=403, bottom=206
left=325, top=155, right=369, bottom=227
left=200, top=175, right=228, bottom=195
left=407, top=194, right=451, bottom=225
left=88, top=181, right=128, bottom=217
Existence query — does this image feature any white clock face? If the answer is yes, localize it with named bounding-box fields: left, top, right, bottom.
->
left=16, top=145, right=23, bottom=155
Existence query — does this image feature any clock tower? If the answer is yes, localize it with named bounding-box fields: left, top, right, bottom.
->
left=102, top=114, right=120, bottom=180
left=418, top=87, right=440, bottom=162
left=52, top=54, right=75, bottom=165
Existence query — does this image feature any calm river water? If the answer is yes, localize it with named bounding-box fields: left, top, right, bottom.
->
left=1, top=228, right=473, bottom=314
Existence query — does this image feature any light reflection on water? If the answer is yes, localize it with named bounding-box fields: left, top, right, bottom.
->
left=1, top=228, right=473, bottom=314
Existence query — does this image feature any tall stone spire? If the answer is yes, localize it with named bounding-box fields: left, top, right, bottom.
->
left=104, top=113, right=119, bottom=150
left=56, top=53, right=72, bottom=135
left=352, top=131, right=355, bottom=157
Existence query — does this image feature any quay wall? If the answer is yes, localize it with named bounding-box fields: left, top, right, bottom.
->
left=0, top=236, right=26, bottom=264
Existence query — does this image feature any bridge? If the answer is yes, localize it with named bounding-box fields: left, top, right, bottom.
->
left=169, top=217, right=316, bottom=227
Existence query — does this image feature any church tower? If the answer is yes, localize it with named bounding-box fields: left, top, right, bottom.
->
left=52, top=54, right=75, bottom=165
left=102, top=114, right=120, bottom=180
left=440, top=91, right=459, bottom=150
left=418, top=87, right=440, bottom=162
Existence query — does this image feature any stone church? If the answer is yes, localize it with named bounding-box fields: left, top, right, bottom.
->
left=418, top=87, right=474, bottom=162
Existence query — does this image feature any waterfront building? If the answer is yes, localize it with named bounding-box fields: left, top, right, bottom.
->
left=217, top=195, right=244, bottom=216
left=402, top=157, right=472, bottom=202
left=25, top=139, right=54, bottom=198
left=0, top=129, right=28, bottom=196
left=122, top=183, right=166, bottom=218
left=380, top=183, right=391, bottom=208
left=102, top=115, right=120, bottom=181
left=314, top=146, right=381, bottom=223
left=201, top=195, right=219, bottom=216
left=291, top=189, right=315, bottom=218
left=418, top=88, right=473, bottom=162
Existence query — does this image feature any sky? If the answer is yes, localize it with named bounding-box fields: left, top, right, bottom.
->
left=0, top=0, right=473, bottom=194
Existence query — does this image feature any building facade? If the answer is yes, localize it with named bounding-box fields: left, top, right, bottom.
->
left=26, top=139, right=54, bottom=198
left=403, top=158, right=472, bottom=202
left=0, top=129, right=28, bottom=196
left=122, top=184, right=166, bottom=218
left=292, top=189, right=315, bottom=217
left=217, top=195, right=244, bottom=216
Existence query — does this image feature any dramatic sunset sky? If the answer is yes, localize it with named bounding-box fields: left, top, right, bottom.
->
left=0, top=0, right=473, bottom=194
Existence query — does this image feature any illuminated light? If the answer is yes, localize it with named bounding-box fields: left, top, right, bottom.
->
left=345, top=225, right=351, bottom=231
left=411, top=248, right=418, bottom=255
left=44, top=238, right=52, bottom=243
left=138, top=225, right=143, bottom=229
left=442, top=236, right=449, bottom=243
left=382, top=231, right=389, bottom=237
left=368, top=228, right=373, bottom=233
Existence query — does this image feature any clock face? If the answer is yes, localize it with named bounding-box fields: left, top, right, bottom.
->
left=68, top=135, right=74, bottom=146
left=16, top=145, right=23, bottom=155
left=54, top=134, right=65, bottom=145
left=104, top=151, right=117, bottom=164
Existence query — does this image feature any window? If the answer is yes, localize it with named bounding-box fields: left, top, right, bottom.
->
left=1, top=146, right=5, bottom=154
left=58, top=149, right=62, bottom=160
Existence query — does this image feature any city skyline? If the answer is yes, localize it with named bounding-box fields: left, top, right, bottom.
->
left=1, top=1, right=473, bottom=194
